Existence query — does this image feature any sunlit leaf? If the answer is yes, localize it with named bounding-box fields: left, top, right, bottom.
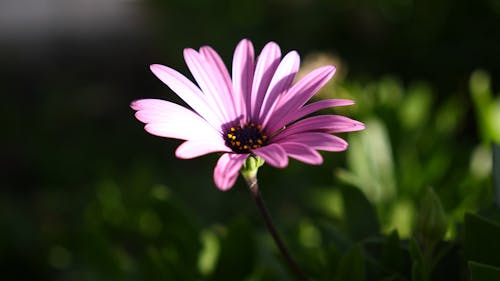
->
left=338, top=118, right=397, bottom=203
left=398, top=81, right=433, bottom=130
left=198, top=229, right=220, bottom=276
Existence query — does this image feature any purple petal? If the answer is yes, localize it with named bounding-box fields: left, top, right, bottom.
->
left=267, top=65, right=336, bottom=130
left=280, top=142, right=323, bottom=165
left=183, top=48, right=235, bottom=122
left=276, top=132, right=348, bottom=152
left=131, top=99, right=221, bottom=140
left=199, top=46, right=238, bottom=120
left=175, top=139, right=231, bottom=159
left=149, top=64, right=223, bottom=128
left=250, top=42, right=281, bottom=121
left=252, top=143, right=288, bottom=168
left=144, top=122, right=220, bottom=142
left=267, top=99, right=355, bottom=133
left=232, top=39, right=255, bottom=119
left=273, top=115, right=365, bottom=141
left=213, top=153, right=248, bottom=191
left=260, top=51, right=300, bottom=126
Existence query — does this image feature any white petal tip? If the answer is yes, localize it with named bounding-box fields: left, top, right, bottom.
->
left=130, top=100, right=141, bottom=110
left=149, top=64, right=164, bottom=72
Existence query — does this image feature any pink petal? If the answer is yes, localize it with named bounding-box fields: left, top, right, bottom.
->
left=183, top=48, right=234, bottom=122
left=250, top=42, right=281, bottom=121
left=232, top=39, right=255, bottom=119
left=149, top=64, right=223, bottom=129
left=131, top=99, right=221, bottom=140
left=213, top=153, right=248, bottom=191
left=144, top=122, right=219, bottom=142
left=273, top=115, right=365, bottom=141
left=260, top=51, right=300, bottom=126
left=199, top=46, right=238, bottom=120
left=252, top=143, right=288, bottom=168
left=267, top=66, right=336, bottom=131
left=280, top=142, right=323, bottom=165
left=267, top=99, right=355, bottom=133
left=175, top=139, right=231, bottom=159
left=276, top=132, right=348, bottom=152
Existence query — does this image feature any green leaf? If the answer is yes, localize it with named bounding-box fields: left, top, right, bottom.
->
left=469, top=261, right=500, bottom=281
left=415, top=187, right=447, bottom=244
left=398, top=81, right=433, bottom=130
left=338, top=118, right=397, bottom=203
left=469, top=69, right=500, bottom=143
left=382, top=230, right=409, bottom=275
left=198, top=229, right=220, bottom=276
left=411, top=261, right=422, bottom=281
left=323, top=243, right=342, bottom=280
left=465, top=213, right=500, bottom=268
left=335, top=244, right=366, bottom=281
left=340, top=185, right=380, bottom=241
left=409, top=237, right=423, bottom=281
left=317, top=220, right=353, bottom=253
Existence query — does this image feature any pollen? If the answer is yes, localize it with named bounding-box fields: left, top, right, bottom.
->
left=223, top=123, right=268, bottom=153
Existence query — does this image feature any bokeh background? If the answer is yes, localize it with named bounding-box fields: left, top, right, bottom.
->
left=1, top=0, right=500, bottom=280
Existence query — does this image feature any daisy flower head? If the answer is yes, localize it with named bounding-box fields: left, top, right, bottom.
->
left=131, top=39, right=364, bottom=191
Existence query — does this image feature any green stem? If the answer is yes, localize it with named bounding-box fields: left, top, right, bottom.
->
left=244, top=176, right=309, bottom=281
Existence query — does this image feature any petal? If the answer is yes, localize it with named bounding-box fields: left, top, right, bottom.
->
left=232, top=39, right=255, bottom=119
left=199, top=46, right=238, bottom=120
left=267, top=65, right=336, bottom=131
left=175, top=139, right=231, bottom=159
left=250, top=42, right=281, bottom=120
left=273, top=115, right=365, bottom=141
left=144, top=122, right=220, bottom=141
left=252, top=143, right=288, bottom=168
left=213, top=153, right=248, bottom=191
left=267, top=99, right=355, bottom=133
left=276, top=132, right=348, bottom=152
left=280, top=142, right=323, bottom=165
left=131, top=99, right=221, bottom=140
left=149, top=64, right=223, bottom=129
left=184, top=48, right=234, bottom=122
left=260, top=51, right=300, bottom=126
left=131, top=98, right=196, bottom=123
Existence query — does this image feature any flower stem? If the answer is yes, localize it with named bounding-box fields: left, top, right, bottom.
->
left=244, top=176, right=309, bottom=281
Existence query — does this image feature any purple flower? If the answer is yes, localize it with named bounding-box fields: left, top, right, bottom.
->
left=131, top=39, right=364, bottom=190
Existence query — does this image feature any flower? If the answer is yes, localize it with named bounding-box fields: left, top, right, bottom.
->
left=131, top=39, right=364, bottom=190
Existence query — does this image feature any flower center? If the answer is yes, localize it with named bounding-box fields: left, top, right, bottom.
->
left=224, top=123, right=268, bottom=153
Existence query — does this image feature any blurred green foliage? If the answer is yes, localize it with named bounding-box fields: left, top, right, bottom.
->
left=2, top=0, right=500, bottom=280
left=3, top=68, right=498, bottom=280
